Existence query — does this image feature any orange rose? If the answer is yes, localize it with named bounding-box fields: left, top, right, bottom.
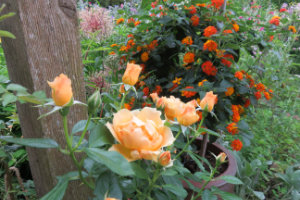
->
left=177, top=101, right=199, bottom=126
left=163, top=96, right=185, bottom=121
left=158, top=151, right=172, bottom=167
left=122, top=63, right=142, bottom=86
left=47, top=73, right=73, bottom=106
left=105, top=198, right=118, bottom=200
left=216, top=152, right=227, bottom=163
left=107, top=108, right=175, bottom=162
left=199, top=91, right=217, bottom=112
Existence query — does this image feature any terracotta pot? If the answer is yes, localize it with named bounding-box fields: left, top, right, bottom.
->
left=182, top=139, right=237, bottom=200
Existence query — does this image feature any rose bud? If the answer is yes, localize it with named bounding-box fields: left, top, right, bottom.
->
left=47, top=73, right=73, bottom=106
left=122, top=63, right=142, bottom=86
left=199, top=91, right=217, bottom=112
left=87, top=90, right=101, bottom=114
left=216, top=152, right=227, bottom=164
left=159, top=151, right=172, bottom=167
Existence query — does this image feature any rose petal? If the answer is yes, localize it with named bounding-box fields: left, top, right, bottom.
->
left=136, top=107, right=163, bottom=125
left=106, top=122, right=121, bottom=143
left=113, top=109, right=133, bottom=127
left=109, top=144, right=139, bottom=162
left=160, top=126, right=175, bottom=147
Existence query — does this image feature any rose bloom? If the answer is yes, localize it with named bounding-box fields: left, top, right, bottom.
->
left=231, top=139, right=243, bottom=151
left=235, top=71, right=243, bottom=80
left=203, top=40, right=218, bottom=51
left=225, top=87, right=234, bottom=96
left=181, top=36, right=193, bottom=45
left=141, top=52, right=149, bottom=62
left=211, top=0, right=224, bottom=9
left=199, top=91, right=217, bottom=112
left=176, top=100, right=199, bottom=126
left=191, top=15, right=200, bottom=26
left=107, top=108, right=175, bottom=162
left=116, top=18, right=124, bottom=24
left=226, top=122, right=239, bottom=135
left=232, top=23, right=239, bottom=32
left=183, top=52, right=195, bottom=64
left=47, top=73, right=73, bottom=106
left=122, top=63, right=142, bottom=86
left=269, top=16, right=280, bottom=26
left=203, top=26, right=218, bottom=37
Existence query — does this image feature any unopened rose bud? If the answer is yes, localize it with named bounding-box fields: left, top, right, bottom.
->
left=87, top=90, right=101, bottom=114
left=105, top=198, right=119, bottom=200
left=216, top=152, right=227, bottom=164
left=159, top=151, right=172, bottom=167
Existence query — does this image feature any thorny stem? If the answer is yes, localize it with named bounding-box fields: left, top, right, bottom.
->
left=73, top=115, right=92, bottom=151
left=62, top=116, right=94, bottom=189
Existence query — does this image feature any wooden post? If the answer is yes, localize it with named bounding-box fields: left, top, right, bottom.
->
left=0, top=0, right=91, bottom=199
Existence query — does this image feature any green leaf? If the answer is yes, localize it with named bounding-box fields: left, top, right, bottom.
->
left=0, top=30, right=16, bottom=39
left=0, top=12, right=15, bottom=21
left=37, top=106, right=61, bottom=120
left=6, top=83, right=27, bottom=92
left=0, top=75, right=9, bottom=83
left=198, top=127, right=220, bottom=137
left=162, top=184, right=187, bottom=198
left=211, top=187, right=242, bottom=200
left=88, top=123, right=114, bottom=148
left=130, top=162, right=148, bottom=179
left=0, top=85, right=6, bottom=93
left=0, top=136, right=59, bottom=148
left=202, top=190, right=218, bottom=200
left=72, top=120, right=95, bottom=134
left=0, top=149, right=7, bottom=158
left=18, top=95, right=44, bottom=105
left=253, top=191, right=265, bottom=200
left=2, top=93, right=17, bottom=106
left=40, top=171, right=80, bottom=200
left=84, top=148, right=134, bottom=176
left=217, top=175, right=243, bottom=185
left=94, top=171, right=122, bottom=200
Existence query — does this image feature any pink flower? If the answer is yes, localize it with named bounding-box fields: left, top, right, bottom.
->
left=259, top=27, right=264, bottom=31
left=239, top=16, right=243, bottom=19
left=269, top=11, right=274, bottom=15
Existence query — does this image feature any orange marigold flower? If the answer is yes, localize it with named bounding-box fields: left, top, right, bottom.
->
left=126, top=39, right=135, bottom=49
left=269, top=35, right=274, bottom=42
left=216, top=49, right=225, bottom=58
left=127, top=17, right=135, bottom=24
left=181, top=86, right=197, bottom=98
left=235, top=71, right=243, bottom=80
left=173, top=77, right=182, bottom=85
left=124, top=103, right=132, bottom=110
left=288, top=26, right=296, bottom=33
left=183, top=52, right=195, bottom=64
left=223, top=29, right=233, bottom=35
left=244, top=99, right=250, bottom=108
left=232, top=23, right=239, bottom=32
left=141, top=102, right=152, bottom=108
left=191, top=15, right=200, bottom=26
left=148, top=40, right=158, bottom=50
left=279, top=8, right=287, bottom=12
left=143, top=87, right=150, bottom=96
left=232, top=113, right=240, bottom=122
left=221, top=54, right=234, bottom=67
left=269, top=16, right=280, bottom=26
left=116, top=18, right=125, bottom=24
left=186, top=5, right=197, bottom=14
left=203, top=26, right=218, bottom=37
left=169, top=83, right=178, bottom=92
left=231, top=139, right=243, bottom=151
left=153, top=85, right=162, bottom=95
left=140, top=64, right=146, bottom=72
left=227, top=122, right=239, bottom=135
left=196, top=3, right=206, bottom=7
left=134, top=21, right=141, bottom=26
left=198, top=79, right=207, bottom=86
left=254, top=91, right=262, bottom=100
left=120, top=46, right=127, bottom=52
left=225, top=87, right=234, bottom=96
left=203, top=40, right=218, bottom=51
left=264, top=92, right=271, bottom=100
left=211, top=0, right=224, bottom=9
left=136, top=46, right=142, bottom=52
left=201, top=61, right=217, bottom=76
left=197, top=111, right=203, bottom=121
left=111, top=44, right=118, bottom=47
left=181, top=36, right=193, bottom=45
left=109, top=51, right=116, bottom=55
left=127, top=34, right=134, bottom=38
left=141, top=52, right=149, bottom=62
left=256, top=83, right=265, bottom=92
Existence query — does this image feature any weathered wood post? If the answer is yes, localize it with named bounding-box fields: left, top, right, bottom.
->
left=0, top=0, right=91, bottom=199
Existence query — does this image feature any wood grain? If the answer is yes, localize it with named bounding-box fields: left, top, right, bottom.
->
left=0, top=0, right=91, bottom=199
